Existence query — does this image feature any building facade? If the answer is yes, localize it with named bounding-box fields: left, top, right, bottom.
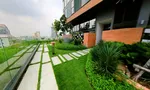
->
left=0, top=24, right=12, bottom=47
left=50, top=27, right=57, bottom=40
left=63, top=0, right=150, bottom=46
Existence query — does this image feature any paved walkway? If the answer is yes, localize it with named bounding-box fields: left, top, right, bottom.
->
left=16, top=44, right=90, bottom=90
left=17, top=44, right=58, bottom=90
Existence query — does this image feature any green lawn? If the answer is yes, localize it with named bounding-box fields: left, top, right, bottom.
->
left=53, top=55, right=93, bottom=90
left=47, top=45, right=76, bottom=57
left=0, top=43, right=28, bottom=64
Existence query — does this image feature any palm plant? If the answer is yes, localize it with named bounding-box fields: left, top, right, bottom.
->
left=91, top=41, right=122, bottom=76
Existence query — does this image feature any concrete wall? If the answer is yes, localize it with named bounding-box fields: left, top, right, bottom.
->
left=102, top=28, right=144, bottom=44
left=136, top=0, right=150, bottom=27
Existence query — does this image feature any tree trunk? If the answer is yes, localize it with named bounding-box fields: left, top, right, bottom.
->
left=133, top=59, right=150, bottom=81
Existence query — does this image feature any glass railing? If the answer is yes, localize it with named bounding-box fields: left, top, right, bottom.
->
left=0, top=38, right=38, bottom=90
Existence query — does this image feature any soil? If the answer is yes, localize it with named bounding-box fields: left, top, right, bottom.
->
left=138, top=79, right=150, bottom=89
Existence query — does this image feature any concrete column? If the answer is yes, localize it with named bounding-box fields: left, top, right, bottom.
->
left=96, top=21, right=103, bottom=44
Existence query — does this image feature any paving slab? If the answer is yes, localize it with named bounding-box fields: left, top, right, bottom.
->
left=8, top=57, right=20, bottom=65
left=58, top=55, right=66, bottom=62
left=0, top=71, right=12, bottom=90
left=77, top=51, right=86, bottom=55
left=13, top=49, right=26, bottom=57
left=44, top=47, right=49, bottom=52
left=42, top=53, right=50, bottom=63
left=10, top=53, right=31, bottom=69
left=80, top=50, right=88, bottom=54
left=40, top=45, right=43, bottom=48
left=40, top=63, right=58, bottom=90
left=17, top=64, right=40, bottom=90
left=44, top=44, right=47, bottom=47
left=69, top=54, right=78, bottom=59
left=63, top=54, right=73, bottom=61
left=32, top=45, right=37, bottom=48
left=26, top=45, right=32, bottom=49
left=27, top=47, right=34, bottom=53
left=31, top=52, right=41, bottom=64
left=0, top=62, right=8, bottom=73
left=72, top=52, right=81, bottom=57
left=51, top=56, right=61, bottom=65
left=38, top=47, right=43, bottom=52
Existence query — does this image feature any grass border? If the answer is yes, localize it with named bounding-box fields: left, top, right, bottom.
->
left=37, top=44, right=43, bottom=90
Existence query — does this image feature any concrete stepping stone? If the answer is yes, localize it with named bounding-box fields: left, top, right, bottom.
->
left=72, top=52, right=81, bottom=57
left=0, top=56, right=19, bottom=73
left=17, top=64, right=40, bottom=90
left=42, top=53, right=50, bottom=63
left=63, top=54, right=73, bottom=61
left=44, top=44, right=47, bottom=47
left=0, top=62, right=8, bottom=73
left=77, top=51, right=86, bottom=55
left=0, top=71, right=12, bottom=90
left=13, top=49, right=26, bottom=57
left=44, top=47, right=49, bottom=52
left=58, top=55, right=66, bottom=62
left=69, top=54, right=78, bottom=59
left=32, top=45, right=37, bottom=48
left=8, top=57, right=20, bottom=65
left=40, top=63, right=58, bottom=90
left=40, top=45, right=43, bottom=48
left=51, top=56, right=61, bottom=65
left=26, top=45, right=31, bottom=49
left=80, top=50, right=88, bottom=54
left=38, top=47, right=43, bottom=52
left=10, top=53, right=31, bottom=69
left=31, top=52, right=41, bottom=64
left=27, top=47, right=34, bottom=53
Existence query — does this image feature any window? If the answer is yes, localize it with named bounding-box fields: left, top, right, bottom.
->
left=65, top=9, right=68, bottom=18
left=71, top=0, right=74, bottom=14
left=81, top=0, right=89, bottom=6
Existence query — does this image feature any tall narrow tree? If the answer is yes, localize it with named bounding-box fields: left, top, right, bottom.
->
left=53, top=20, right=61, bottom=39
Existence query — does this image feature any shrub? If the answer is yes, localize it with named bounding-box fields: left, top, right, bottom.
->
left=90, top=41, right=122, bottom=76
left=58, top=39, right=63, bottom=43
left=55, top=42, right=86, bottom=50
left=73, top=39, right=82, bottom=45
left=119, top=42, right=150, bottom=72
left=86, top=53, right=136, bottom=90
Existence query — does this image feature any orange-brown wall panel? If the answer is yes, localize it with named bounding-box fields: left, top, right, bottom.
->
left=67, top=0, right=103, bottom=23
left=84, top=32, right=96, bottom=48
left=102, top=28, right=144, bottom=44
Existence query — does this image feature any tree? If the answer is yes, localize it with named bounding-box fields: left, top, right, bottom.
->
left=53, top=20, right=61, bottom=39
left=60, top=14, right=73, bottom=35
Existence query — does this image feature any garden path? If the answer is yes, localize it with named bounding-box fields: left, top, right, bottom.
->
left=17, top=44, right=90, bottom=90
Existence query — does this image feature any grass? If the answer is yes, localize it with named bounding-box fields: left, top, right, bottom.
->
left=37, top=44, right=43, bottom=90
left=0, top=43, right=28, bottom=64
left=55, top=42, right=87, bottom=50
left=53, top=55, right=93, bottom=90
left=86, top=53, right=136, bottom=90
left=47, top=45, right=76, bottom=57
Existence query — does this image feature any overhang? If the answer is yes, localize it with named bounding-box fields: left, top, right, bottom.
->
left=66, top=0, right=103, bottom=23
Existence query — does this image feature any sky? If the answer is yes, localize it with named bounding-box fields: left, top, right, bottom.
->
left=0, top=0, right=63, bottom=37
